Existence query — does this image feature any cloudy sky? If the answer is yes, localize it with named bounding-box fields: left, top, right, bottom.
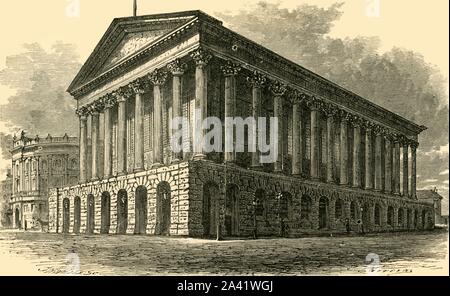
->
left=0, top=0, right=448, bottom=212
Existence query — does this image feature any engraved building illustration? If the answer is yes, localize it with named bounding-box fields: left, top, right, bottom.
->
left=11, top=132, right=79, bottom=230
left=48, top=10, right=435, bottom=237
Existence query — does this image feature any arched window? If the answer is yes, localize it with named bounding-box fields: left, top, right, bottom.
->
left=398, top=208, right=404, bottom=227
left=279, top=192, right=292, bottom=220
left=350, top=201, right=357, bottom=221
left=374, top=204, right=381, bottom=226
left=255, top=189, right=267, bottom=220
left=335, top=199, right=343, bottom=220
left=300, top=195, right=312, bottom=220
left=387, top=206, right=394, bottom=226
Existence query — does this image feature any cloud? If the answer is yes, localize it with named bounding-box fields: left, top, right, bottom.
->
left=439, top=169, right=449, bottom=175
left=443, top=180, right=449, bottom=185
left=423, top=143, right=449, bottom=160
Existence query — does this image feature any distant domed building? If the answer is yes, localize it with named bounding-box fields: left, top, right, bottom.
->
left=10, top=131, right=79, bottom=230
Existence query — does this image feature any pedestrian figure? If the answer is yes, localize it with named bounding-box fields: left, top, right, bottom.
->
left=24, top=220, right=27, bottom=231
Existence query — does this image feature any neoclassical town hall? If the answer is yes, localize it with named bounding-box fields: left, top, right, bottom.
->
left=48, top=10, right=434, bottom=237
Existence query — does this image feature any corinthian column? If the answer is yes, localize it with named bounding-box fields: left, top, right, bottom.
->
left=103, top=94, right=115, bottom=178
left=393, top=137, right=401, bottom=195
left=364, top=122, right=374, bottom=190
left=339, top=111, right=350, bottom=186
left=271, top=82, right=287, bottom=173
left=402, top=139, right=409, bottom=197
left=374, top=126, right=383, bottom=191
left=291, top=91, right=306, bottom=176
left=325, top=106, right=336, bottom=183
left=221, top=61, right=241, bottom=164
left=190, top=48, right=212, bottom=160
left=77, top=109, right=88, bottom=183
left=90, top=108, right=100, bottom=180
left=351, top=116, right=362, bottom=188
left=131, top=78, right=147, bottom=172
left=410, top=141, right=418, bottom=199
left=308, top=97, right=322, bottom=180
left=149, top=68, right=168, bottom=168
left=116, top=86, right=132, bottom=175
left=384, top=132, right=393, bottom=193
left=167, top=59, right=187, bottom=163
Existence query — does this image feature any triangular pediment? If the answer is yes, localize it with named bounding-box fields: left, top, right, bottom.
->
left=68, top=11, right=219, bottom=95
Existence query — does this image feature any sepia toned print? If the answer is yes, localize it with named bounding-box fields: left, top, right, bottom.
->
left=0, top=1, right=448, bottom=276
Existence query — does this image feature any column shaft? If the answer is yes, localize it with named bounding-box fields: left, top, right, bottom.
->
left=326, top=115, right=334, bottom=183
left=384, top=138, right=393, bottom=193
left=352, top=124, right=361, bottom=187
left=411, top=144, right=418, bottom=198
left=339, top=117, right=349, bottom=185
left=403, top=143, right=409, bottom=197
left=292, top=103, right=303, bottom=175
left=274, top=94, right=283, bottom=173
left=365, top=128, right=373, bottom=189
left=153, top=84, right=163, bottom=166
left=134, top=91, right=144, bottom=171
left=91, top=112, right=100, bottom=180
left=224, top=74, right=237, bottom=163
left=103, top=106, right=112, bottom=178
left=374, top=133, right=383, bottom=190
left=117, top=97, right=127, bottom=175
left=393, top=141, right=401, bottom=194
left=172, top=73, right=183, bottom=162
left=310, top=108, right=320, bottom=179
left=193, top=64, right=207, bottom=159
left=79, top=115, right=88, bottom=183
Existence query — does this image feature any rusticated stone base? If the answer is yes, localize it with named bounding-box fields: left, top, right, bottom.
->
left=48, top=160, right=435, bottom=238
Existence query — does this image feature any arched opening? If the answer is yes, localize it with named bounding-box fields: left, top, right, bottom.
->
left=134, top=186, right=148, bottom=235
left=387, top=206, right=394, bottom=226
left=414, top=209, right=419, bottom=229
left=301, top=195, right=312, bottom=221
left=73, top=196, right=81, bottom=234
left=421, top=210, right=426, bottom=229
left=116, top=190, right=128, bottom=234
left=86, top=194, right=95, bottom=234
left=374, top=204, right=381, bottom=226
left=202, top=182, right=220, bottom=237
left=100, top=192, right=111, bottom=234
left=255, top=189, right=267, bottom=220
left=362, top=204, right=370, bottom=229
left=318, top=196, right=329, bottom=229
left=62, top=198, right=70, bottom=234
left=15, top=208, right=20, bottom=229
left=398, top=208, right=404, bottom=228
left=350, top=201, right=357, bottom=222
left=407, top=208, right=412, bottom=229
left=156, top=182, right=171, bottom=236
left=279, top=192, right=292, bottom=220
left=335, top=198, right=343, bottom=220
left=225, top=184, right=239, bottom=236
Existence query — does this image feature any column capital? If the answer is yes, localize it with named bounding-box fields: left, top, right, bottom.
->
left=167, top=59, right=187, bottom=76
left=306, top=96, right=323, bottom=111
left=410, top=140, right=419, bottom=150
left=148, top=68, right=168, bottom=86
left=190, top=47, right=212, bottom=66
left=76, top=107, right=88, bottom=119
left=337, top=109, right=351, bottom=122
left=116, top=85, right=134, bottom=101
left=363, top=120, right=376, bottom=131
left=322, top=103, right=338, bottom=118
left=270, top=81, right=287, bottom=97
left=221, top=60, right=241, bottom=76
left=287, top=89, right=308, bottom=105
left=348, top=115, right=363, bottom=127
left=104, top=92, right=117, bottom=108
left=130, top=77, right=149, bottom=94
left=246, top=71, right=267, bottom=88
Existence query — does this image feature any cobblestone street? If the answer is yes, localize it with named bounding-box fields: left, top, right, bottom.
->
left=0, top=230, right=447, bottom=276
